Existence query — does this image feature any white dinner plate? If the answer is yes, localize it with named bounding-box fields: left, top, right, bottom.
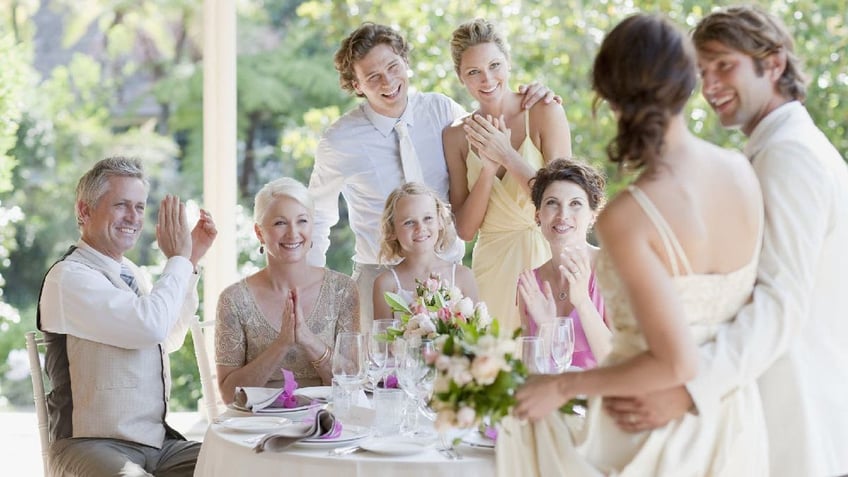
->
left=296, top=386, right=332, bottom=402
left=360, top=438, right=431, bottom=456
left=227, top=401, right=324, bottom=416
left=461, top=431, right=495, bottom=449
left=292, top=425, right=370, bottom=448
left=215, top=416, right=291, bottom=433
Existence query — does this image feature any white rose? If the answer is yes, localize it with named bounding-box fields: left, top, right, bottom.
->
left=497, top=338, right=517, bottom=356
left=447, top=285, right=464, bottom=305
left=418, top=314, right=437, bottom=334
left=448, top=356, right=473, bottom=386
left=475, top=302, right=492, bottom=328
left=475, top=335, right=497, bottom=353
left=456, top=406, right=477, bottom=428
left=470, top=353, right=504, bottom=386
left=435, top=355, right=451, bottom=371
left=452, top=296, right=474, bottom=318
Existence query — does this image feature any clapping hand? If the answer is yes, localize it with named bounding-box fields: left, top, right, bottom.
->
left=156, top=195, right=191, bottom=259
left=517, top=269, right=556, bottom=327
left=560, top=246, right=591, bottom=307
left=463, top=114, right=513, bottom=171
left=190, top=208, right=217, bottom=267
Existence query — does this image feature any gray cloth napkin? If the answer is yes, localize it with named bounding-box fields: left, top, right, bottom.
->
left=252, top=409, right=338, bottom=453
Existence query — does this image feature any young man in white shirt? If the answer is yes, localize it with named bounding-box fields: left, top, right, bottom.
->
left=603, top=7, right=848, bottom=477
left=308, top=22, right=556, bottom=327
left=38, top=157, right=217, bottom=476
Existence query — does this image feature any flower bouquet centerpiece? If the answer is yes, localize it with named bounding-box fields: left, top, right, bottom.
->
left=383, top=274, right=494, bottom=341
left=429, top=328, right=526, bottom=438
left=383, top=274, right=524, bottom=439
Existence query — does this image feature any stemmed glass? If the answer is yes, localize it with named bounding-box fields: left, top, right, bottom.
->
left=516, top=336, right=546, bottom=375
left=367, top=319, right=396, bottom=391
left=538, top=318, right=576, bottom=373
left=395, top=338, right=437, bottom=434
left=331, top=332, right=366, bottom=417
left=550, top=317, right=575, bottom=373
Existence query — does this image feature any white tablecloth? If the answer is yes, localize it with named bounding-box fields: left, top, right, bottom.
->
left=193, top=410, right=495, bottom=477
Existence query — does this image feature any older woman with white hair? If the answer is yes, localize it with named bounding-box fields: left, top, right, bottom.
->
left=215, top=177, right=359, bottom=403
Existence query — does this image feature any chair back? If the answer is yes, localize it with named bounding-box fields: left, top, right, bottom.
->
left=190, top=317, right=225, bottom=421
left=25, top=331, right=51, bottom=476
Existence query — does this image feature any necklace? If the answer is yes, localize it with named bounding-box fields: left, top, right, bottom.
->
left=549, top=262, right=568, bottom=301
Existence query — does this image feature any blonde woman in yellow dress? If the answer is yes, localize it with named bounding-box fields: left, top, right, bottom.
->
left=442, top=18, right=572, bottom=335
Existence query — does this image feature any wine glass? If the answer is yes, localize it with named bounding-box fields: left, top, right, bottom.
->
left=516, top=336, right=546, bottom=375
left=395, top=338, right=437, bottom=434
left=369, top=319, right=397, bottom=388
left=332, top=332, right=366, bottom=389
left=550, top=317, right=575, bottom=373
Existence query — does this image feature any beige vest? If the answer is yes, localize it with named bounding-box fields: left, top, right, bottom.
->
left=50, top=247, right=171, bottom=448
left=67, top=336, right=170, bottom=448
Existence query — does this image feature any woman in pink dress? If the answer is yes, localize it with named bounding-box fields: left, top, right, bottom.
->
left=517, top=158, right=611, bottom=368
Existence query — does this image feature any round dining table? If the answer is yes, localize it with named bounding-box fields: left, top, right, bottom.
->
left=193, top=407, right=495, bottom=477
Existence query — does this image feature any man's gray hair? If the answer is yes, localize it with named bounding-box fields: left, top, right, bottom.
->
left=75, top=157, right=148, bottom=226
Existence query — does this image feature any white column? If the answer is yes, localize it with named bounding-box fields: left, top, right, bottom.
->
left=202, top=0, right=237, bottom=322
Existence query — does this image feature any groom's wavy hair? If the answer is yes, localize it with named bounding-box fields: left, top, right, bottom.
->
left=692, top=5, right=807, bottom=103
left=378, top=182, right=457, bottom=263
left=335, top=22, right=410, bottom=97
left=591, top=14, right=696, bottom=171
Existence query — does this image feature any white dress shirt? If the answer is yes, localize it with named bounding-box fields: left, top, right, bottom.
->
left=308, top=91, right=466, bottom=266
left=687, top=101, right=848, bottom=477
left=40, top=240, right=200, bottom=353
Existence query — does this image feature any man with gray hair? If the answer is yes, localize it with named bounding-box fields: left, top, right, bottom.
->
left=38, top=157, right=217, bottom=476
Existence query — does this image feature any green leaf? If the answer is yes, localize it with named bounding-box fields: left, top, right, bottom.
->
left=384, top=292, right=411, bottom=314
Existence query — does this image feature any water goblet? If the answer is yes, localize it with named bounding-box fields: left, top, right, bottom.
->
left=551, top=317, right=575, bottom=372
left=516, top=336, right=546, bottom=375
left=331, top=332, right=366, bottom=397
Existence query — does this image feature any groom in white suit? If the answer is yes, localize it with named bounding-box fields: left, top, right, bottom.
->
left=603, top=6, right=848, bottom=477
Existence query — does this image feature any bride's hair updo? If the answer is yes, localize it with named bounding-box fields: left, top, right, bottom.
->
left=591, top=14, right=696, bottom=170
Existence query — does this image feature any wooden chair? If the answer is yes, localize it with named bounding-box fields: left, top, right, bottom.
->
left=25, top=331, right=51, bottom=476
left=190, top=318, right=225, bottom=421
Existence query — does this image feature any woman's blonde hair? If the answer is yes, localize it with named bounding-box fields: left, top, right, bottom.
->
left=450, top=18, right=510, bottom=77
left=379, top=182, right=457, bottom=262
left=253, top=177, right=314, bottom=224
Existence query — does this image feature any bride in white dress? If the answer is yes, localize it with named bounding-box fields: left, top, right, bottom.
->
left=497, top=14, right=769, bottom=477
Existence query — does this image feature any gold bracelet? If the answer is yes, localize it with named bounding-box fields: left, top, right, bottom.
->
left=310, top=346, right=331, bottom=367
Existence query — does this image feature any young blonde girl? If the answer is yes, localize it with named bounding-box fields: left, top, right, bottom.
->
left=372, top=182, right=479, bottom=320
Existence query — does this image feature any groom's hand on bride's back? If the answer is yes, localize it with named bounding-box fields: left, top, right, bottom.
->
left=603, top=386, right=694, bottom=433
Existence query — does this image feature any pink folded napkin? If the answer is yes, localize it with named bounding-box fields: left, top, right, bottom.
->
left=252, top=409, right=342, bottom=453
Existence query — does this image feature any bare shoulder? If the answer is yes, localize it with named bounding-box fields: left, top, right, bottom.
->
left=373, top=269, right=394, bottom=291
left=443, top=116, right=470, bottom=163
left=597, top=190, right=638, bottom=235
left=528, top=100, right=567, bottom=122
left=444, top=111, right=472, bottom=133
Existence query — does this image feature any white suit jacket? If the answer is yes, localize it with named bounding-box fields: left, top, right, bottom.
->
left=687, top=101, right=848, bottom=477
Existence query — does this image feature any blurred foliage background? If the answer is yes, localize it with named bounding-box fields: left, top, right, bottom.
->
left=0, top=0, right=845, bottom=411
